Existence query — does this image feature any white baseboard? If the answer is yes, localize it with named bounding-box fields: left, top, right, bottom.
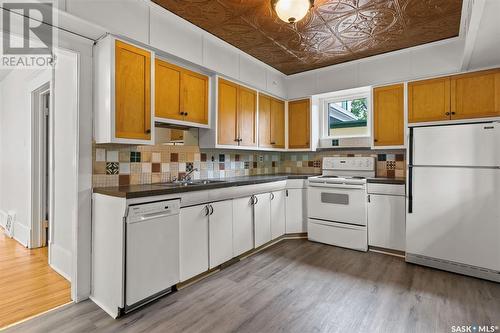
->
left=49, top=243, right=72, bottom=282
left=13, top=222, right=30, bottom=247
left=0, top=210, right=6, bottom=228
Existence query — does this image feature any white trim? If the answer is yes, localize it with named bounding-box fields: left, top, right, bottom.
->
left=30, top=83, right=51, bottom=249
left=408, top=116, right=500, bottom=128
left=27, top=70, right=53, bottom=249
left=318, top=87, right=372, bottom=140
left=13, top=222, right=30, bottom=247
left=50, top=243, right=73, bottom=281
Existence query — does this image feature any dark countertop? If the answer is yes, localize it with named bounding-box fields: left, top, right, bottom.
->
left=93, top=174, right=407, bottom=199
left=93, top=174, right=319, bottom=199
left=367, top=177, right=406, bottom=185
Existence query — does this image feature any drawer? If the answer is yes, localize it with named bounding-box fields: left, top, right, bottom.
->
left=308, top=219, right=367, bottom=252
left=367, top=183, right=405, bottom=196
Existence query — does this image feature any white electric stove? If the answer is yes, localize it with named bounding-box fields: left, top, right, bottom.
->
left=307, top=157, right=375, bottom=251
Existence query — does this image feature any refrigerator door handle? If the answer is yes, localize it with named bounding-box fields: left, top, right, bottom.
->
left=408, top=127, right=414, bottom=214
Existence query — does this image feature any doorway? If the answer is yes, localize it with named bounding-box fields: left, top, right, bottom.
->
left=31, top=83, right=51, bottom=249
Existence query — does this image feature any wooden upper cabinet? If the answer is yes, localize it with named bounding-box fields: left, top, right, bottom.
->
left=155, top=59, right=183, bottom=121
left=288, top=99, right=310, bottom=149
left=258, top=94, right=272, bottom=147
left=182, top=70, right=209, bottom=124
left=450, top=69, right=500, bottom=120
left=408, top=77, right=451, bottom=123
left=238, top=86, right=257, bottom=147
left=218, top=78, right=239, bottom=145
left=217, top=78, right=256, bottom=147
left=270, top=98, right=285, bottom=148
left=115, top=40, right=152, bottom=140
left=155, top=58, right=208, bottom=125
left=373, top=84, right=405, bottom=146
left=259, top=94, right=285, bottom=148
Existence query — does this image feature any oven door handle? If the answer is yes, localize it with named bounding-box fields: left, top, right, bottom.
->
left=308, top=183, right=365, bottom=190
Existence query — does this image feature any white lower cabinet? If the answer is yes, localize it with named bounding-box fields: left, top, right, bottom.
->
left=254, top=193, right=271, bottom=247
left=270, top=191, right=286, bottom=239
left=179, top=204, right=209, bottom=282
left=285, top=189, right=307, bottom=233
left=367, top=184, right=406, bottom=252
left=209, top=200, right=234, bottom=268
left=232, top=196, right=254, bottom=257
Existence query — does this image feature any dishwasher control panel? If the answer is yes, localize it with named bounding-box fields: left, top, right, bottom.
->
left=127, top=199, right=181, bottom=222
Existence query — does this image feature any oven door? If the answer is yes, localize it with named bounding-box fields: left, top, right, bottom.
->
left=307, top=183, right=367, bottom=226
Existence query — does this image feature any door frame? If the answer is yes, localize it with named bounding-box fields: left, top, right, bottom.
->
left=29, top=73, right=53, bottom=249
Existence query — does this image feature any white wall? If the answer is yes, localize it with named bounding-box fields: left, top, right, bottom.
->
left=286, top=37, right=466, bottom=99
left=0, top=68, right=50, bottom=246
left=50, top=49, right=79, bottom=282
left=62, top=0, right=288, bottom=99
left=467, top=0, right=500, bottom=70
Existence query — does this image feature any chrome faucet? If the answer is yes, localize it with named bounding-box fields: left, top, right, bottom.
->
left=182, top=168, right=198, bottom=182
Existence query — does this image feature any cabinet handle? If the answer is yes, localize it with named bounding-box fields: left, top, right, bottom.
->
left=270, top=142, right=276, bottom=145
left=451, top=112, right=456, bottom=115
left=145, top=129, right=151, bottom=134
left=445, top=112, right=451, bottom=116
left=254, top=196, right=258, bottom=205
left=205, top=205, right=210, bottom=216
left=185, top=112, right=189, bottom=116
left=270, top=193, right=275, bottom=200
left=209, top=204, right=214, bottom=216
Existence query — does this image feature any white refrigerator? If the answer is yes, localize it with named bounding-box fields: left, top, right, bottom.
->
left=406, top=122, right=500, bottom=282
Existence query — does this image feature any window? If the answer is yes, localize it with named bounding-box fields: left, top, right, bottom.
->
left=321, top=88, right=371, bottom=138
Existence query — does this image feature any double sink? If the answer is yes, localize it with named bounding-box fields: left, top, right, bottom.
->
left=150, top=179, right=227, bottom=188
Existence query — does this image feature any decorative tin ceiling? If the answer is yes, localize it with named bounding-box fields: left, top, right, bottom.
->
left=152, top=0, right=463, bottom=75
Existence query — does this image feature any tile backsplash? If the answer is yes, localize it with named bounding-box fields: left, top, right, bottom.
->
left=92, top=143, right=406, bottom=188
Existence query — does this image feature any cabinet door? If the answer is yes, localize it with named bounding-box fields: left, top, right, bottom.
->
left=451, top=69, right=500, bottom=120
left=232, top=196, right=254, bottom=257
left=368, top=194, right=406, bottom=252
left=270, top=191, right=286, bottom=239
left=218, top=78, right=239, bottom=145
left=238, top=86, right=257, bottom=147
left=271, top=98, right=285, bottom=148
left=286, top=189, right=307, bottom=233
left=182, top=69, right=209, bottom=125
left=408, top=77, right=451, bottom=123
left=254, top=193, right=271, bottom=248
left=209, top=200, right=233, bottom=269
left=115, top=40, right=152, bottom=140
left=373, top=84, right=404, bottom=146
left=258, top=94, right=272, bottom=148
left=155, top=59, right=183, bottom=121
left=179, top=204, right=209, bottom=282
left=288, top=99, right=310, bottom=149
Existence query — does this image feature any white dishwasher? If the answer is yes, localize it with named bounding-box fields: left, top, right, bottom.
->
left=125, top=199, right=180, bottom=312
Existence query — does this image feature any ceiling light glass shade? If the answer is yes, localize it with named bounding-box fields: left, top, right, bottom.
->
left=272, top=0, right=314, bottom=24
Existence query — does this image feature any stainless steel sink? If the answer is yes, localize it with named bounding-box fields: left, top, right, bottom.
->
left=150, top=180, right=226, bottom=188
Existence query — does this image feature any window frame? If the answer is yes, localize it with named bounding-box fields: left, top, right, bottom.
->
left=320, top=88, right=372, bottom=140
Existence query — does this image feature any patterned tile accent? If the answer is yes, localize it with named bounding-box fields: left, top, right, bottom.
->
left=92, top=144, right=406, bottom=187
left=105, top=162, right=119, bottom=175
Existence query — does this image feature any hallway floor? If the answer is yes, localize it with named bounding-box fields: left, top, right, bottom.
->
left=0, top=230, right=71, bottom=329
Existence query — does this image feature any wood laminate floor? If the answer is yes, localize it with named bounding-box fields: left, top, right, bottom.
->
left=5, top=239, right=500, bottom=333
left=0, top=230, right=71, bottom=329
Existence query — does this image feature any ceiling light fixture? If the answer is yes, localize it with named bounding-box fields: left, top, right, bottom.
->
left=271, top=0, right=314, bottom=24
